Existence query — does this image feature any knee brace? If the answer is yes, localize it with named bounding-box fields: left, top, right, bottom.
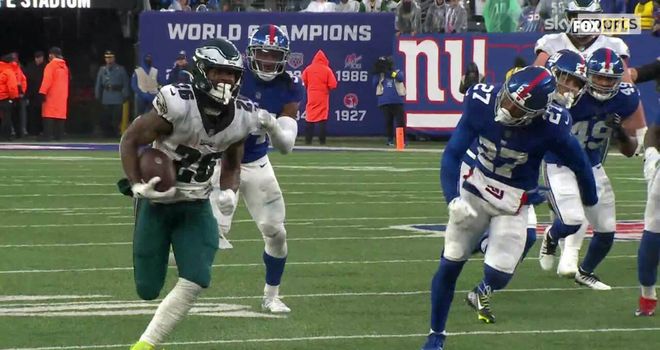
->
left=260, top=222, right=287, bottom=258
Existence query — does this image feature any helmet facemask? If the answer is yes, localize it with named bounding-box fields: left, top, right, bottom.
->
left=193, top=45, right=244, bottom=106
left=552, top=69, right=586, bottom=108
left=247, top=45, right=289, bottom=82
left=494, top=88, right=545, bottom=127
left=587, top=71, right=621, bottom=101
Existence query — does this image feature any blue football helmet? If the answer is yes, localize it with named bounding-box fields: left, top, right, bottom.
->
left=495, top=66, right=557, bottom=126
left=545, top=49, right=587, bottom=108
left=246, top=24, right=290, bottom=82
left=586, top=48, right=624, bottom=101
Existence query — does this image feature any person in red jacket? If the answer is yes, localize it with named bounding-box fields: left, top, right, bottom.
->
left=301, top=50, right=337, bottom=145
left=10, top=52, right=28, bottom=138
left=0, top=53, right=19, bottom=141
left=39, top=47, right=69, bottom=141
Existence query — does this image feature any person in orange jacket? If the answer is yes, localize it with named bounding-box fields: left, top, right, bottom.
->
left=0, top=53, right=19, bottom=141
left=38, top=47, right=69, bottom=141
left=301, top=50, right=337, bottom=145
left=10, top=52, right=28, bottom=138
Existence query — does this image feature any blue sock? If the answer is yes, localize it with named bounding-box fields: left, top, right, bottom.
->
left=520, top=227, right=537, bottom=261
left=580, top=231, right=615, bottom=273
left=638, top=230, right=660, bottom=287
left=263, top=252, right=287, bottom=286
left=549, top=219, right=581, bottom=241
left=430, top=255, right=466, bottom=333
left=479, top=264, right=513, bottom=292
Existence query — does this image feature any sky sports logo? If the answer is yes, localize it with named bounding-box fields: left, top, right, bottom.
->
left=569, top=14, right=642, bottom=35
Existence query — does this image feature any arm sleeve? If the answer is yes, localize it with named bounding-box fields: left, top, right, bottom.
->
left=38, top=64, right=52, bottom=96
left=634, top=59, right=660, bottom=84
left=550, top=135, right=598, bottom=206
left=440, top=113, right=476, bottom=203
left=268, top=115, right=298, bottom=154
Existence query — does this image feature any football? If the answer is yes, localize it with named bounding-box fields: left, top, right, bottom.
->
left=138, top=147, right=177, bottom=192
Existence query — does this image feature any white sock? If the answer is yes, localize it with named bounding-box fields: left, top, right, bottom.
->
left=641, top=285, right=657, bottom=300
left=139, top=278, right=203, bottom=346
left=264, top=284, right=280, bottom=299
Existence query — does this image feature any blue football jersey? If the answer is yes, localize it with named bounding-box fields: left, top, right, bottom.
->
left=545, top=82, right=640, bottom=166
left=239, top=72, right=304, bottom=163
left=441, top=83, right=595, bottom=204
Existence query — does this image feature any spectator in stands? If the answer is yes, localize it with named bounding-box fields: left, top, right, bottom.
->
left=95, top=50, right=129, bottom=138
left=169, top=0, right=192, bottom=10
left=9, top=52, right=27, bottom=139
left=372, top=56, right=406, bottom=146
left=24, top=51, right=45, bottom=136
left=166, top=50, right=193, bottom=85
left=302, top=50, right=337, bottom=145
left=395, top=0, right=422, bottom=35
left=445, top=0, right=468, bottom=33
left=459, top=62, right=485, bottom=94
left=364, top=0, right=389, bottom=12
left=636, top=0, right=655, bottom=30
left=519, top=0, right=543, bottom=32
left=600, top=0, right=625, bottom=13
left=39, top=47, right=69, bottom=141
left=484, top=0, right=522, bottom=32
left=337, top=0, right=366, bottom=12
left=304, top=0, right=337, bottom=11
left=424, top=0, right=447, bottom=33
left=223, top=0, right=247, bottom=11
left=193, top=0, right=219, bottom=10
left=0, top=53, right=19, bottom=141
left=131, top=53, right=161, bottom=115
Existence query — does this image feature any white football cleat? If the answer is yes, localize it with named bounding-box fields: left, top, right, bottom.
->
left=218, top=233, right=233, bottom=250
left=539, top=226, right=558, bottom=271
left=557, top=247, right=579, bottom=277
left=262, top=296, right=291, bottom=314
left=575, top=268, right=612, bottom=290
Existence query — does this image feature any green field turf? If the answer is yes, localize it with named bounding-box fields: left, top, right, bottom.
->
left=0, top=147, right=657, bottom=350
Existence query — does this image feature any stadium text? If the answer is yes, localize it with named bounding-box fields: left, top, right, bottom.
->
left=2, top=0, right=91, bottom=8
left=167, top=23, right=372, bottom=42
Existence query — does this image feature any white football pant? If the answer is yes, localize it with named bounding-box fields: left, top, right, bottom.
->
left=646, top=168, right=660, bottom=233
left=210, top=155, right=288, bottom=258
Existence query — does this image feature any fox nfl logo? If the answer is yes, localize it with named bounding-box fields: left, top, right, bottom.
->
left=570, top=14, right=641, bottom=35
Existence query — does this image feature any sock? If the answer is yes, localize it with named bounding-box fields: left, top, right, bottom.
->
left=263, top=251, right=287, bottom=287
left=480, top=264, right=513, bottom=292
left=139, top=278, right=202, bottom=346
left=430, top=255, right=466, bottom=333
left=548, top=219, right=581, bottom=241
left=580, top=231, right=615, bottom=273
left=638, top=230, right=660, bottom=291
left=520, top=227, right=537, bottom=261
left=641, top=286, right=657, bottom=300
left=264, top=284, right=280, bottom=299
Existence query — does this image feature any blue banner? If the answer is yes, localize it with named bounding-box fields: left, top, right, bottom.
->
left=138, top=12, right=396, bottom=136
left=394, top=33, right=659, bottom=135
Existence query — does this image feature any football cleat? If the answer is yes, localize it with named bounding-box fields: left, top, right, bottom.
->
left=466, top=286, right=496, bottom=324
left=262, top=296, right=291, bottom=314
left=575, top=267, right=611, bottom=290
left=539, top=226, right=558, bottom=271
left=130, top=341, right=157, bottom=350
left=218, top=233, right=233, bottom=250
left=420, top=332, right=445, bottom=350
left=635, top=296, right=657, bottom=317
left=556, top=247, right=579, bottom=277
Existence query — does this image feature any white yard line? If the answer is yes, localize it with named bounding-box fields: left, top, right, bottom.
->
left=0, top=255, right=638, bottom=275
left=1, top=327, right=658, bottom=350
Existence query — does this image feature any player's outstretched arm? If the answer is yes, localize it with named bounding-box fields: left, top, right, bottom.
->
left=259, top=102, right=299, bottom=154
left=552, top=135, right=598, bottom=206
left=440, top=116, right=475, bottom=204
left=644, top=125, right=660, bottom=182
left=219, top=139, right=245, bottom=192
left=119, top=110, right=173, bottom=185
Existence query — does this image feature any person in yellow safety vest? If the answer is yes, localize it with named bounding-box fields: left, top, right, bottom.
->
left=131, top=53, right=163, bottom=116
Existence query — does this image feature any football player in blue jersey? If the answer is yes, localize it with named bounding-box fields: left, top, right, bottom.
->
left=637, top=105, right=660, bottom=316
left=209, top=24, right=302, bottom=314
left=459, top=50, right=589, bottom=324
left=539, top=48, right=640, bottom=290
left=420, top=66, right=598, bottom=350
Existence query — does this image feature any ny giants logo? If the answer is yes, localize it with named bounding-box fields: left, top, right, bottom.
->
left=485, top=185, right=504, bottom=200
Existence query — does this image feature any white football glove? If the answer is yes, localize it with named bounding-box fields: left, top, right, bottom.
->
left=448, top=197, right=477, bottom=226
left=644, top=147, right=660, bottom=183
left=258, top=109, right=278, bottom=131
left=131, top=177, right=176, bottom=200
left=215, top=189, right=238, bottom=216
